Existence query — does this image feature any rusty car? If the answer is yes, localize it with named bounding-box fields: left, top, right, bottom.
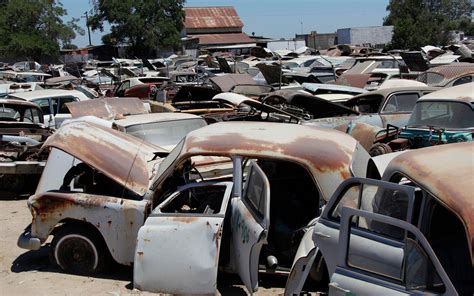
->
left=285, top=142, right=473, bottom=296
left=0, top=98, right=52, bottom=197
left=17, top=120, right=371, bottom=295
left=416, top=62, right=474, bottom=87
left=132, top=121, right=372, bottom=294
left=202, top=92, right=304, bottom=123
left=66, top=97, right=207, bottom=151
left=9, top=89, right=90, bottom=128
left=17, top=121, right=167, bottom=271
left=112, top=76, right=169, bottom=99
left=304, top=86, right=439, bottom=130
left=261, top=89, right=359, bottom=120
left=369, top=83, right=473, bottom=155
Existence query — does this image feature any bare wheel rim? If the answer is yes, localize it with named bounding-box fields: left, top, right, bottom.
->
left=54, top=234, right=99, bottom=273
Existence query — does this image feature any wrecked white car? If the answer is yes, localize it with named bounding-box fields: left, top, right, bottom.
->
left=285, top=142, right=473, bottom=296
left=17, top=121, right=167, bottom=271
left=132, top=122, right=371, bottom=294
left=9, top=89, right=90, bottom=128
left=66, top=97, right=207, bottom=151
left=0, top=98, right=52, bottom=197
left=18, top=120, right=370, bottom=295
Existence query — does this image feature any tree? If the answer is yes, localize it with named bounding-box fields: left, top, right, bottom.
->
left=89, top=0, right=186, bottom=58
left=0, top=0, right=83, bottom=62
left=384, top=0, right=472, bottom=49
left=62, top=44, right=78, bottom=50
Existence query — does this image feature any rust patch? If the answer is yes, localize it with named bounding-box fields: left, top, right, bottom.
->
left=186, top=130, right=353, bottom=175
left=340, top=122, right=381, bottom=151
left=67, top=97, right=148, bottom=120
left=171, top=216, right=199, bottom=223
left=424, top=63, right=474, bottom=81
left=336, top=74, right=371, bottom=88
left=287, top=135, right=352, bottom=174
left=31, top=192, right=118, bottom=216
left=181, top=123, right=357, bottom=201
left=213, top=227, right=222, bottom=266
left=42, top=121, right=165, bottom=196
left=456, top=96, right=474, bottom=103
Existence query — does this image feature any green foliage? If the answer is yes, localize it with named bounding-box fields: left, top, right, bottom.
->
left=62, top=43, right=78, bottom=50
left=384, top=0, right=472, bottom=49
left=0, top=0, right=83, bottom=62
left=90, top=0, right=186, bottom=58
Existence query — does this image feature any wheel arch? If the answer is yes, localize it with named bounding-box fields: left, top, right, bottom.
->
left=53, top=218, right=115, bottom=263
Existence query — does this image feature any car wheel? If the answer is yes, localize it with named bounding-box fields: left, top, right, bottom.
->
left=51, top=226, right=105, bottom=274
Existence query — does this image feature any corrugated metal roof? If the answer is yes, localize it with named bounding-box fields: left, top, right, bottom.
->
left=194, top=33, right=253, bottom=45
left=184, top=7, right=243, bottom=29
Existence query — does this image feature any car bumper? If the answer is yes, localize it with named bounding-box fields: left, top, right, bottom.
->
left=17, top=225, right=41, bottom=250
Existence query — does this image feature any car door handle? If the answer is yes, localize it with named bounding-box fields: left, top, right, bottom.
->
left=314, top=231, right=331, bottom=238
left=329, top=282, right=351, bottom=293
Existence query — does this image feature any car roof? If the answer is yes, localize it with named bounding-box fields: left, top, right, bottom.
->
left=302, top=82, right=367, bottom=94
left=424, top=62, right=474, bottom=79
left=178, top=121, right=359, bottom=201
left=354, top=55, right=403, bottom=60
left=418, top=82, right=474, bottom=104
left=0, top=98, right=41, bottom=108
left=114, top=112, right=203, bottom=128
left=383, top=142, right=474, bottom=263
left=0, top=71, right=51, bottom=76
left=350, top=86, right=439, bottom=100
left=124, top=77, right=169, bottom=82
left=9, top=89, right=89, bottom=101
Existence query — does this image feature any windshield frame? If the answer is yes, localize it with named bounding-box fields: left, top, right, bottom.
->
left=407, top=100, right=473, bottom=130
left=124, top=118, right=207, bottom=147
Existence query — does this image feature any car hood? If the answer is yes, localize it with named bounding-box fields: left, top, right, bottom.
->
left=66, top=98, right=148, bottom=120
left=264, top=89, right=359, bottom=120
left=41, top=121, right=167, bottom=196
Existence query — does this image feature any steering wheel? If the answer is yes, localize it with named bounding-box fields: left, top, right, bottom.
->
left=428, top=126, right=445, bottom=145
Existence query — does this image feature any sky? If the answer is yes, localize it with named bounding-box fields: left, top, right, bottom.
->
left=60, top=0, right=390, bottom=48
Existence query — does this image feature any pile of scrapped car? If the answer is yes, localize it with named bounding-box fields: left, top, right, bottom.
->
left=1, top=46, right=472, bottom=295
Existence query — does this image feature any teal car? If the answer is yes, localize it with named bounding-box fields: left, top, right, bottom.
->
left=370, top=83, right=473, bottom=155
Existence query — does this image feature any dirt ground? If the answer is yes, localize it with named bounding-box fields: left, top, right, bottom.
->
left=0, top=199, right=314, bottom=295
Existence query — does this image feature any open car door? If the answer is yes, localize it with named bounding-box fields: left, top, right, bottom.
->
left=133, top=181, right=233, bottom=294
left=285, top=178, right=416, bottom=295
left=231, top=160, right=270, bottom=293
left=329, top=207, right=457, bottom=295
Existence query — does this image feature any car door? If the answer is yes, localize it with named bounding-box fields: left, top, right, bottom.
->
left=285, top=178, right=414, bottom=295
left=329, top=207, right=457, bottom=296
left=33, top=98, right=54, bottom=127
left=52, top=96, right=77, bottom=128
left=380, top=92, right=420, bottom=127
left=134, top=181, right=233, bottom=294
left=115, top=80, right=130, bottom=96
left=314, top=177, right=415, bottom=278
left=231, top=160, right=271, bottom=293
